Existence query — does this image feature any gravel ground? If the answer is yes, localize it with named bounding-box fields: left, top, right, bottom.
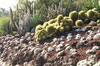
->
left=0, top=21, right=100, bottom=66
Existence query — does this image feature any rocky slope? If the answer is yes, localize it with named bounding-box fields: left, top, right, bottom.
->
left=0, top=21, right=100, bottom=66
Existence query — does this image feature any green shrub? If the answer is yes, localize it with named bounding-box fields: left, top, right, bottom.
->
left=30, top=12, right=43, bottom=27
left=0, top=16, right=9, bottom=35
left=82, top=0, right=100, bottom=11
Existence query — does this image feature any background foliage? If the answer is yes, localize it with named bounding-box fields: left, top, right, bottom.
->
left=0, top=0, right=100, bottom=35
left=0, top=16, right=9, bottom=35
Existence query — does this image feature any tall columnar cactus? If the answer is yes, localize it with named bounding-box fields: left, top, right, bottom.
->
left=46, top=1, right=66, bottom=21
left=9, top=7, right=15, bottom=32
left=17, top=10, right=31, bottom=35
left=9, top=0, right=35, bottom=35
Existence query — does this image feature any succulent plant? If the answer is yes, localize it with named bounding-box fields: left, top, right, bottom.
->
left=48, top=19, right=56, bottom=24
left=69, top=11, right=78, bottom=24
left=46, top=24, right=57, bottom=37
left=75, top=20, right=84, bottom=27
left=84, top=18, right=90, bottom=24
left=43, top=22, right=49, bottom=28
left=86, top=9, right=99, bottom=21
left=97, top=19, right=100, bottom=23
left=78, top=10, right=86, bottom=20
left=92, top=8, right=98, bottom=11
left=87, top=10, right=95, bottom=18
left=59, top=27, right=64, bottom=33
left=89, top=21, right=97, bottom=26
left=65, top=26, right=70, bottom=31
left=57, top=14, right=63, bottom=25
left=66, top=19, right=73, bottom=27
left=35, top=25, right=43, bottom=31
left=36, top=29, right=48, bottom=42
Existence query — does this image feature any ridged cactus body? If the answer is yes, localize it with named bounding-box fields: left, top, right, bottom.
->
left=75, top=20, right=84, bottom=27
left=69, top=11, right=78, bottom=23
left=78, top=10, right=86, bottom=20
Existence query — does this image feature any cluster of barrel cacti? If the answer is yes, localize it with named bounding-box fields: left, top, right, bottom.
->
left=35, top=8, right=100, bottom=42
left=35, top=15, right=73, bottom=42
left=69, top=8, right=100, bottom=26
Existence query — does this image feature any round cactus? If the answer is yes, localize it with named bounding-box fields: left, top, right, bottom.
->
left=94, top=11, right=100, bottom=19
left=43, top=22, right=48, bottom=28
left=59, top=27, right=64, bottom=33
left=48, top=19, right=56, bottom=24
left=57, top=14, right=63, bottom=25
left=60, top=22, right=67, bottom=27
left=63, top=16, right=70, bottom=19
left=66, top=19, right=73, bottom=27
left=97, top=13, right=100, bottom=19
left=75, top=20, right=84, bottom=26
left=87, top=10, right=95, bottom=18
left=78, top=10, right=86, bottom=20
left=46, top=24, right=57, bottom=37
left=35, top=25, right=43, bottom=31
left=65, top=26, right=70, bottom=31
left=92, top=8, right=98, bottom=11
left=35, top=29, right=48, bottom=42
left=69, top=11, right=78, bottom=23
left=84, top=18, right=90, bottom=24
left=97, top=19, right=100, bottom=23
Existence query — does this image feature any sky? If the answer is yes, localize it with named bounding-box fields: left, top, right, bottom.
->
left=0, top=0, right=18, bottom=11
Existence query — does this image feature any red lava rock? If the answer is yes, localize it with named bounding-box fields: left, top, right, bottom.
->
left=89, top=21, right=97, bottom=26
left=95, top=50, right=100, bottom=59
